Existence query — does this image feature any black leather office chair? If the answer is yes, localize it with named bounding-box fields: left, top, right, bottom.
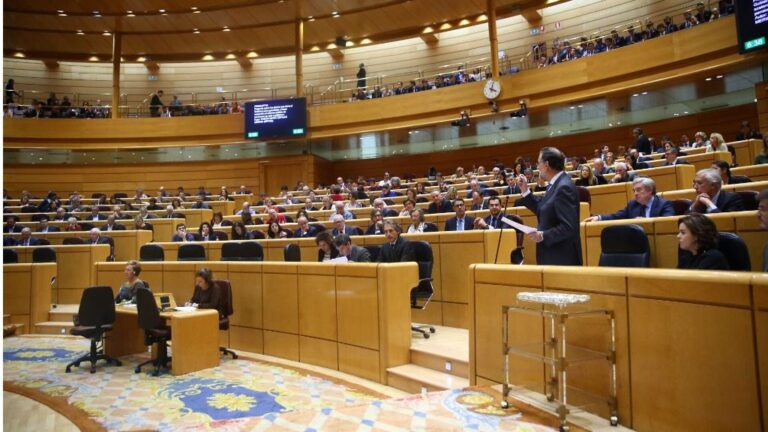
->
left=37, top=238, right=51, bottom=246
left=735, top=191, right=758, bottom=211
left=240, top=241, right=263, bottom=261
left=220, top=242, right=242, bottom=261
left=177, top=243, right=206, bottom=261
left=717, top=232, right=751, bottom=271
left=190, top=233, right=204, bottom=241
left=63, top=237, right=85, bottom=245
left=410, top=240, right=436, bottom=339
left=65, top=286, right=122, bottom=373
left=4, top=248, right=19, bottom=263
left=102, top=236, right=116, bottom=261
left=598, top=224, right=651, bottom=268
left=214, top=231, right=228, bottom=241
left=221, top=220, right=234, bottom=227
left=134, top=288, right=171, bottom=376
left=30, top=213, right=47, bottom=222
left=32, top=247, right=57, bottom=263
left=671, top=199, right=692, bottom=216
left=284, top=244, right=301, bottom=262
left=214, top=279, right=238, bottom=359
left=505, top=214, right=526, bottom=265
left=140, top=244, right=165, bottom=261
left=79, top=222, right=95, bottom=231
left=251, top=230, right=266, bottom=239
left=576, top=186, right=591, bottom=206
left=364, top=245, right=381, bottom=262
left=423, top=222, right=439, bottom=232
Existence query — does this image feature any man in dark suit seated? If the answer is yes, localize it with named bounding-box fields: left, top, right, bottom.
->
left=465, top=179, right=487, bottom=199
left=86, top=207, right=107, bottom=222
left=88, top=228, right=111, bottom=245
left=377, top=221, right=415, bottom=262
left=4, top=215, right=24, bottom=233
left=503, top=176, right=521, bottom=195
left=517, top=146, right=582, bottom=266
left=330, top=214, right=358, bottom=236
left=689, top=168, right=745, bottom=214
left=190, top=196, right=210, bottom=209
left=164, top=205, right=185, bottom=219
left=36, top=215, right=59, bottom=233
left=474, top=196, right=507, bottom=229
left=294, top=216, right=321, bottom=238
left=52, top=208, right=71, bottom=222
left=426, top=190, right=452, bottom=214
left=610, top=162, right=636, bottom=184
left=171, top=223, right=196, bottom=242
left=444, top=199, right=475, bottom=231
left=712, top=160, right=751, bottom=185
left=15, top=227, right=40, bottom=247
left=372, top=198, right=398, bottom=217
left=103, top=215, right=126, bottom=232
left=146, top=197, right=163, bottom=210
left=584, top=177, right=675, bottom=221
left=334, top=234, right=371, bottom=262
left=663, top=147, right=690, bottom=166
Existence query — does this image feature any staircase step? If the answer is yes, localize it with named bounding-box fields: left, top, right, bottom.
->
left=3, top=314, right=10, bottom=325
left=410, top=348, right=469, bottom=378
left=49, top=305, right=79, bottom=322
left=409, top=325, right=469, bottom=378
left=34, top=321, right=73, bottom=335
left=387, top=364, right=469, bottom=394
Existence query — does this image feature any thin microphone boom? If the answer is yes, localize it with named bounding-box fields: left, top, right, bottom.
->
left=493, top=195, right=510, bottom=264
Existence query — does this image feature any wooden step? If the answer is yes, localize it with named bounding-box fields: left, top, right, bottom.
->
left=34, top=321, right=73, bottom=335
left=49, top=304, right=78, bottom=322
left=387, top=364, right=469, bottom=394
left=3, top=314, right=10, bottom=325
left=410, top=325, right=469, bottom=378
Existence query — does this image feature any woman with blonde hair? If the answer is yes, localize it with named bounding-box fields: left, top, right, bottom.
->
left=575, top=165, right=599, bottom=187
left=706, top=132, right=728, bottom=152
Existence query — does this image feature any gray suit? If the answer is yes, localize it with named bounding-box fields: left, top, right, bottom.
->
left=347, top=245, right=371, bottom=262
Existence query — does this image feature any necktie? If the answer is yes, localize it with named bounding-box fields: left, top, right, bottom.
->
left=641, top=205, right=648, bottom=218
left=490, top=216, right=496, bottom=227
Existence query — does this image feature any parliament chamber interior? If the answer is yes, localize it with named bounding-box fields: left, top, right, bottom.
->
left=3, top=0, right=768, bottom=430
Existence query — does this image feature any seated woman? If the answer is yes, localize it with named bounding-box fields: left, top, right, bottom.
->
left=267, top=221, right=289, bottom=239
left=133, top=215, right=152, bottom=231
left=211, top=211, right=225, bottom=228
left=295, top=208, right=317, bottom=222
left=365, top=209, right=385, bottom=235
left=575, top=165, right=599, bottom=187
left=199, top=222, right=217, bottom=241
left=187, top=268, right=223, bottom=317
left=399, top=198, right=416, bottom=217
left=231, top=221, right=254, bottom=240
left=315, top=231, right=339, bottom=262
left=115, top=260, right=147, bottom=303
left=171, top=198, right=183, bottom=209
left=407, top=208, right=432, bottom=233
left=64, top=217, right=81, bottom=232
left=677, top=214, right=729, bottom=270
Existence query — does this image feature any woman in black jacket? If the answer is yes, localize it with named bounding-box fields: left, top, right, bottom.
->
left=677, top=214, right=729, bottom=270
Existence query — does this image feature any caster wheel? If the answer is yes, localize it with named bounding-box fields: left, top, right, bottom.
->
left=423, top=333, right=430, bottom=339
left=134, top=367, right=141, bottom=374
left=65, top=366, right=72, bottom=373
left=429, top=328, right=435, bottom=333
left=610, top=416, right=619, bottom=427
left=500, top=400, right=510, bottom=409
left=559, top=425, right=569, bottom=432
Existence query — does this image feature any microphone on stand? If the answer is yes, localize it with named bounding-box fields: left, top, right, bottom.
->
left=493, top=195, right=511, bottom=264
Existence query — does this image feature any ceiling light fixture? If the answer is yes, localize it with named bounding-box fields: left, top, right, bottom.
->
left=89, top=56, right=99, bottom=61
left=93, top=10, right=101, bottom=17
left=246, top=51, right=258, bottom=58
left=137, top=56, right=146, bottom=62
left=76, top=29, right=85, bottom=35
left=202, top=54, right=214, bottom=60
left=222, top=26, right=231, bottom=32
left=159, top=9, right=166, bottom=13
left=193, top=28, right=200, bottom=33
left=225, top=53, right=236, bottom=59
left=57, top=10, right=67, bottom=16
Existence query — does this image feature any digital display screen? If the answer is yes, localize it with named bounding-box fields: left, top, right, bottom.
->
left=244, top=98, right=307, bottom=140
left=735, top=0, right=768, bottom=53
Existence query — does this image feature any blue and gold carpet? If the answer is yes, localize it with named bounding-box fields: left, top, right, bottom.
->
left=4, top=336, right=558, bottom=431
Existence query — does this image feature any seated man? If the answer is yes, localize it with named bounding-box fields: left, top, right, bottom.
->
left=294, top=216, right=321, bottom=238
left=334, top=234, right=371, bottom=262
left=377, top=221, right=415, bottom=262
left=88, top=227, right=110, bottom=245
left=663, top=147, right=690, bottom=166
left=15, top=227, right=40, bottom=246
left=236, top=202, right=256, bottom=216
left=190, top=196, right=209, bottom=209
left=372, top=198, right=398, bottom=217
left=164, top=205, right=185, bottom=219
left=426, top=190, right=452, bottom=214
left=139, top=207, right=158, bottom=220
left=474, top=196, right=507, bottom=229
left=146, top=197, right=163, bottom=210
left=689, top=168, right=745, bottom=214
left=465, top=179, right=487, bottom=199
left=4, top=215, right=24, bottom=233
left=52, top=207, right=71, bottom=222
left=610, top=162, right=636, bottom=183
left=329, top=201, right=354, bottom=220
left=584, top=177, right=675, bottom=221
left=503, top=175, right=521, bottom=195
left=171, top=223, right=195, bottom=242
left=87, top=206, right=107, bottom=221
left=36, top=215, right=59, bottom=233
left=445, top=199, right=475, bottom=231
left=265, top=208, right=287, bottom=225
left=103, top=215, right=126, bottom=232
left=330, top=214, right=358, bottom=236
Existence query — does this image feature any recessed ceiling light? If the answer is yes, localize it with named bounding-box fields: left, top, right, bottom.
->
left=705, top=77, right=712, bottom=81
left=137, top=56, right=146, bottom=62
left=459, top=19, right=470, bottom=26
left=102, top=30, right=112, bottom=36
left=126, top=11, right=135, bottom=17
left=76, top=29, right=85, bottom=35
left=307, top=16, right=315, bottom=21
left=202, top=54, right=214, bottom=61
left=89, top=56, right=99, bottom=61
left=360, top=38, right=372, bottom=44
left=246, top=51, right=258, bottom=58
left=641, top=91, right=648, bottom=95
left=222, top=26, right=231, bottom=32
left=159, top=9, right=166, bottom=13
left=225, top=53, right=236, bottom=59
left=632, top=93, right=639, bottom=97
left=191, top=6, right=198, bottom=10
left=716, top=75, right=723, bottom=79
left=93, top=10, right=101, bottom=17
left=13, top=52, right=25, bottom=58
left=57, top=10, right=67, bottom=16
left=193, top=29, right=200, bottom=33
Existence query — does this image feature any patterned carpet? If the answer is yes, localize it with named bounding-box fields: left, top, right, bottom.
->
left=3, top=336, right=557, bottom=431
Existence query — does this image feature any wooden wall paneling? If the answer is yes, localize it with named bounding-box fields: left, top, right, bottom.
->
left=3, top=264, right=33, bottom=332
left=262, top=263, right=299, bottom=334
left=375, top=263, right=417, bottom=383
left=753, top=273, right=768, bottom=428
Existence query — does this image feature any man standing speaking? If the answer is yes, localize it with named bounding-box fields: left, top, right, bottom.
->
left=517, top=147, right=582, bottom=266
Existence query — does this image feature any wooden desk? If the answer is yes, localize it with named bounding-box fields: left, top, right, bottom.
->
left=107, top=305, right=220, bottom=375
left=3, top=263, right=57, bottom=333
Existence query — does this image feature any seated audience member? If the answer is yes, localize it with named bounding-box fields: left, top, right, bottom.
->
left=266, top=208, right=287, bottom=224
left=366, top=209, right=385, bottom=235
left=36, top=215, right=59, bottom=233
left=445, top=186, right=458, bottom=202
left=219, top=186, right=232, bottom=201
left=190, top=196, right=209, bottom=209
left=758, top=190, right=768, bottom=272
left=585, top=177, right=675, bottom=221
left=407, top=208, right=430, bottom=233
left=15, top=227, right=40, bottom=246
left=706, top=132, right=728, bottom=152
left=610, top=162, right=636, bottom=183
left=426, top=190, right=452, bottom=214
left=170, top=198, right=183, bottom=210
left=372, top=198, right=398, bottom=217
left=199, top=222, right=216, bottom=241
left=236, top=202, right=256, bottom=216
left=140, top=207, right=158, bottom=220
left=475, top=196, right=507, bottom=229
left=575, top=165, right=604, bottom=186
left=267, top=221, right=290, bottom=239
left=64, top=217, right=82, bottom=232
left=379, top=184, right=397, bottom=198
left=295, top=209, right=316, bottom=222
left=399, top=199, right=417, bottom=217
left=470, top=191, right=486, bottom=211
left=625, top=151, right=650, bottom=170
left=237, top=185, right=251, bottom=195
left=330, top=214, right=358, bottom=236
left=319, top=196, right=334, bottom=211
left=465, top=179, right=486, bottom=199
left=663, top=146, right=689, bottom=166
left=87, top=207, right=106, bottom=221
left=171, top=223, right=195, bottom=242
left=115, top=260, right=147, bottom=304
left=103, top=215, right=126, bottom=232
left=303, top=198, right=318, bottom=212
left=445, top=199, right=475, bottom=231
left=503, top=175, right=522, bottom=195
left=735, top=120, right=763, bottom=141
left=211, top=212, right=225, bottom=228
left=689, top=168, right=744, bottom=214
left=316, top=231, right=339, bottom=262
left=330, top=201, right=354, bottom=220
left=4, top=215, right=23, bottom=233
left=755, top=138, right=768, bottom=165
left=711, top=160, right=750, bottom=185
left=677, top=214, right=729, bottom=270
left=346, top=192, right=363, bottom=210
left=231, top=222, right=253, bottom=240
left=37, top=192, right=60, bottom=212
left=146, top=197, right=163, bottom=210
left=187, top=268, right=223, bottom=317
left=53, top=208, right=70, bottom=222
left=88, top=228, right=110, bottom=245
left=294, top=216, right=320, bottom=238
left=377, top=221, right=415, bottom=262
left=133, top=216, right=152, bottom=231
left=112, top=205, right=130, bottom=220
left=334, top=234, right=371, bottom=262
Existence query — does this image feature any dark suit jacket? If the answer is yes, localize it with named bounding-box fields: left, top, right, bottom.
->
left=503, top=185, right=522, bottom=195
left=378, top=236, right=415, bottom=262
left=171, top=233, right=196, bottom=242
left=16, top=238, right=41, bottom=246
left=600, top=197, right=675, bottom=221
left=294, top=226, right=321, bottom=238
left=347, top=245, right=372, bottom=262
left=426, top=199, right=452, bottom=214
left=444, top=216, right=475, bottom=231
left=37, top=226, right=60, bottom=233
left=728, top=175, right=751, bottom=185
left=331, top=226, right=359, bottom=237
left=365, top=224, right=384, bottom=235
left=103, top=224, right=126, bottom=231
left=483, top=213, right=508, bottom=229
left=664, top=158, right=690, bottom=166
left=88, top=214, right=107, bottom=221
left=89, top=237, right=111, bottom=245
left=636, top=134, right=651, bottom=154
left=4, top=225, right=24, bottom=233
left=518, top=172, right=582, bottom=266
left=381, top=208, right=399, bottom=217
left=689, top=191, right=745, bottom=214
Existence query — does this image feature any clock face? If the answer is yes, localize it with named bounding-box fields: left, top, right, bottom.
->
left=483, top=79, right=501, bottom=99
